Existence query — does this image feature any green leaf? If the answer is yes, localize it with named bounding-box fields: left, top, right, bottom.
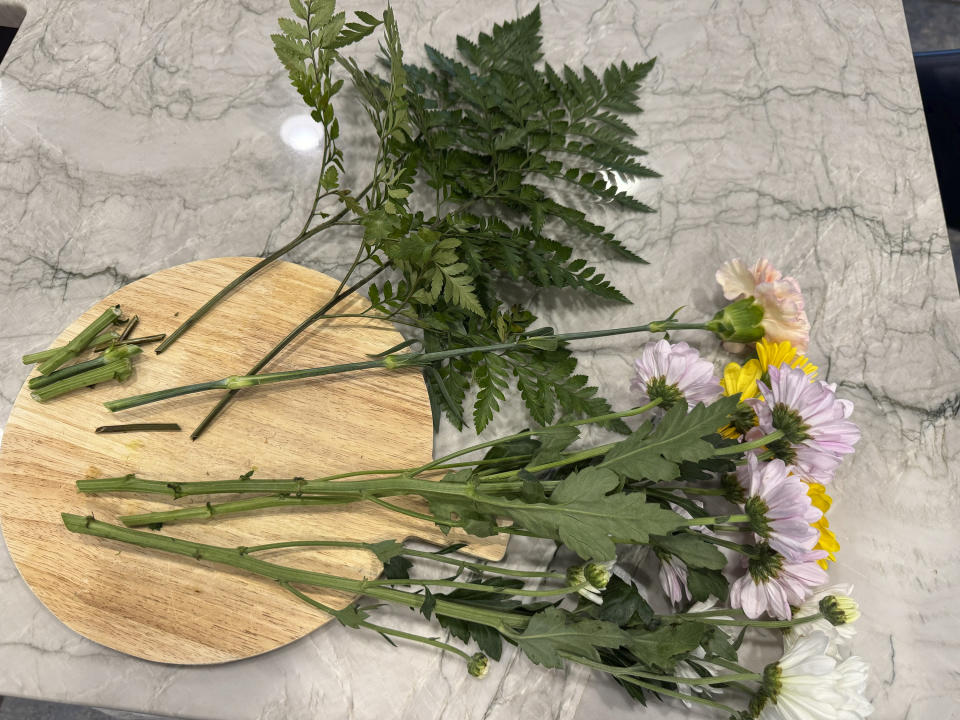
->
left=437, top=616, right=504, bottom=660
left=278, top=17, right=309, bottom=40
left=702, top=626, right=740, bottom=662
left=440, top=264, right=484, bottom=315
left=653, top=534, right=727, bottom=570
left=596, top=576, right=655, bottom=628
left=368, top=539, right=405, bottom=564
left=627, top=622, right=709, bottom=672
left=514, top=607, right=627, bottom=669
left=320, top=166, right=339, bottom=190
left=528, top=424, right=579, bottom=466
left=420, top=588, right=436, bottom=620
left=474, top=467, right=684, bottom=561
left=686, top=568, right=729, bottom=603
left=599, top=397, right=739, bottom=482
left=289, top=0, right=308, bottom=20
left=382, top=555, right=413, bottom=579
left=335, top=604, right=369, bottom=629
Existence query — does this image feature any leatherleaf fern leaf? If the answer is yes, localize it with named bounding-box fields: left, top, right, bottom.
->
left=270, top=3, right=660, bottom=434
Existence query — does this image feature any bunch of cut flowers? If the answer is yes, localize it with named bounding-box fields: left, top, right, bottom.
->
left=68, top=258, right=871, bottom=719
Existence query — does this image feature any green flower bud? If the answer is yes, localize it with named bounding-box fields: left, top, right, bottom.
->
left=467, top=652, right=489, bottom=678
left=566, top=564, right=586, bottom=587
left=819, top=594, right=860, bottom=626
left=584, top=561, right=612, bottom=590
left=706, top=297, right=765, bottom=344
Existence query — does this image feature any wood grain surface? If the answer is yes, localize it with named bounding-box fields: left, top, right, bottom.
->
left=0, top=257, right=507, bottom=664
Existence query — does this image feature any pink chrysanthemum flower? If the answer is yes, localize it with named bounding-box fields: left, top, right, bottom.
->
left=631, top=339, right=722, bottom=410
left=747, top=365, right=860, bottom=484
left=738, top=455, right=822, bottom=561
left=657, top=551, right=691, bottom=605
left=716, top=258, right=810, bottom=352
left=730, top=545, right=828, bottom=619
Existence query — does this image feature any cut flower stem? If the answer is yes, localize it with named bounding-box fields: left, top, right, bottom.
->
left=104, top=321, right=712, bottom=412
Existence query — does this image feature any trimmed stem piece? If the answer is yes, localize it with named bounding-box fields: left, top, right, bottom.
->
left=31, top=358, right=133, bottom=402
left=37, top=305, right=123, bottom=374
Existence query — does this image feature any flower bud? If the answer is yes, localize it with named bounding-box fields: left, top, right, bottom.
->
left=467, top=652, right=489, bottom=678
left=566, top=564, right=586, bottom=587
left=706, top=297, right=765, bottom=344
left=568, top=562, right=612, bottom=605
left=584, top=561, right=612, bottom=590
left=819, top=594, right=860, bottom=626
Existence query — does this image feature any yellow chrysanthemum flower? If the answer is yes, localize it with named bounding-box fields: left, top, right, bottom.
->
left=719, top=360, right=762, bottom=438
left=721, top=358, right=763, bottom=399
left=718, top=340, right=817, bottom=439
left=807, top=482, right=838, bottom=569
left=756, top=338, right=818, bottom=379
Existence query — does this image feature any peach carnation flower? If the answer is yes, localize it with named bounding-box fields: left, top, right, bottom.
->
left=716, top=259, right=810, bottom=352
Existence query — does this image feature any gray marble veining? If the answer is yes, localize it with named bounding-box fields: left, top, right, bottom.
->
left=1, top=1, right=958, bottom=718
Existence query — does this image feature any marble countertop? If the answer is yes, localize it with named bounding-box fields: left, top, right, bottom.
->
left=1, top=0, right=958, bottom=718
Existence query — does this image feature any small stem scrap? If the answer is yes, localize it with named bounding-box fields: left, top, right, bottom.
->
left=35, top=305, right=123, bottom=374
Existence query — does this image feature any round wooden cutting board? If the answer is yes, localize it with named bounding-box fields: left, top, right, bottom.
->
left=0, top=257, right=507, bottom=664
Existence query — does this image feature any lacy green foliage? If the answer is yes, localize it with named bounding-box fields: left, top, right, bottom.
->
left=272, top=4, right=659, bottom=433
left=399, top=7, right=657, bottom=431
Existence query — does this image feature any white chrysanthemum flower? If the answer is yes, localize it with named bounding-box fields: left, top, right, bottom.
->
left=836, top=655, right=873, bottom=718
left=786, top=584, right=859, bottom=658
left=755, top=632, right=873, bottom=720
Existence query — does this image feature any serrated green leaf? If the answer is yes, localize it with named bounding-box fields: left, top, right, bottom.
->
left=368, top=539, right=405, bottom=564
left=420, top=588, right=436, bottom=620
left=473, top=467, right=683, bottom=561
left=599, top=397, right=739, bottom=482
left=627, top=621, right=709, bottom=672
left=278, top=17, right=309, bottom=40
left=686, top=568, right=729, bottom=603
left=514, top=607, right=627, bottom=669
left=528, top=424, right=579, bottom=466
left=653, top=534, right=727, bottom=570
left=596, top=576, right=656, bottom=628
left=382, top=554, right=413, bottom=579
left=335, top=604, right=369, bottom=629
